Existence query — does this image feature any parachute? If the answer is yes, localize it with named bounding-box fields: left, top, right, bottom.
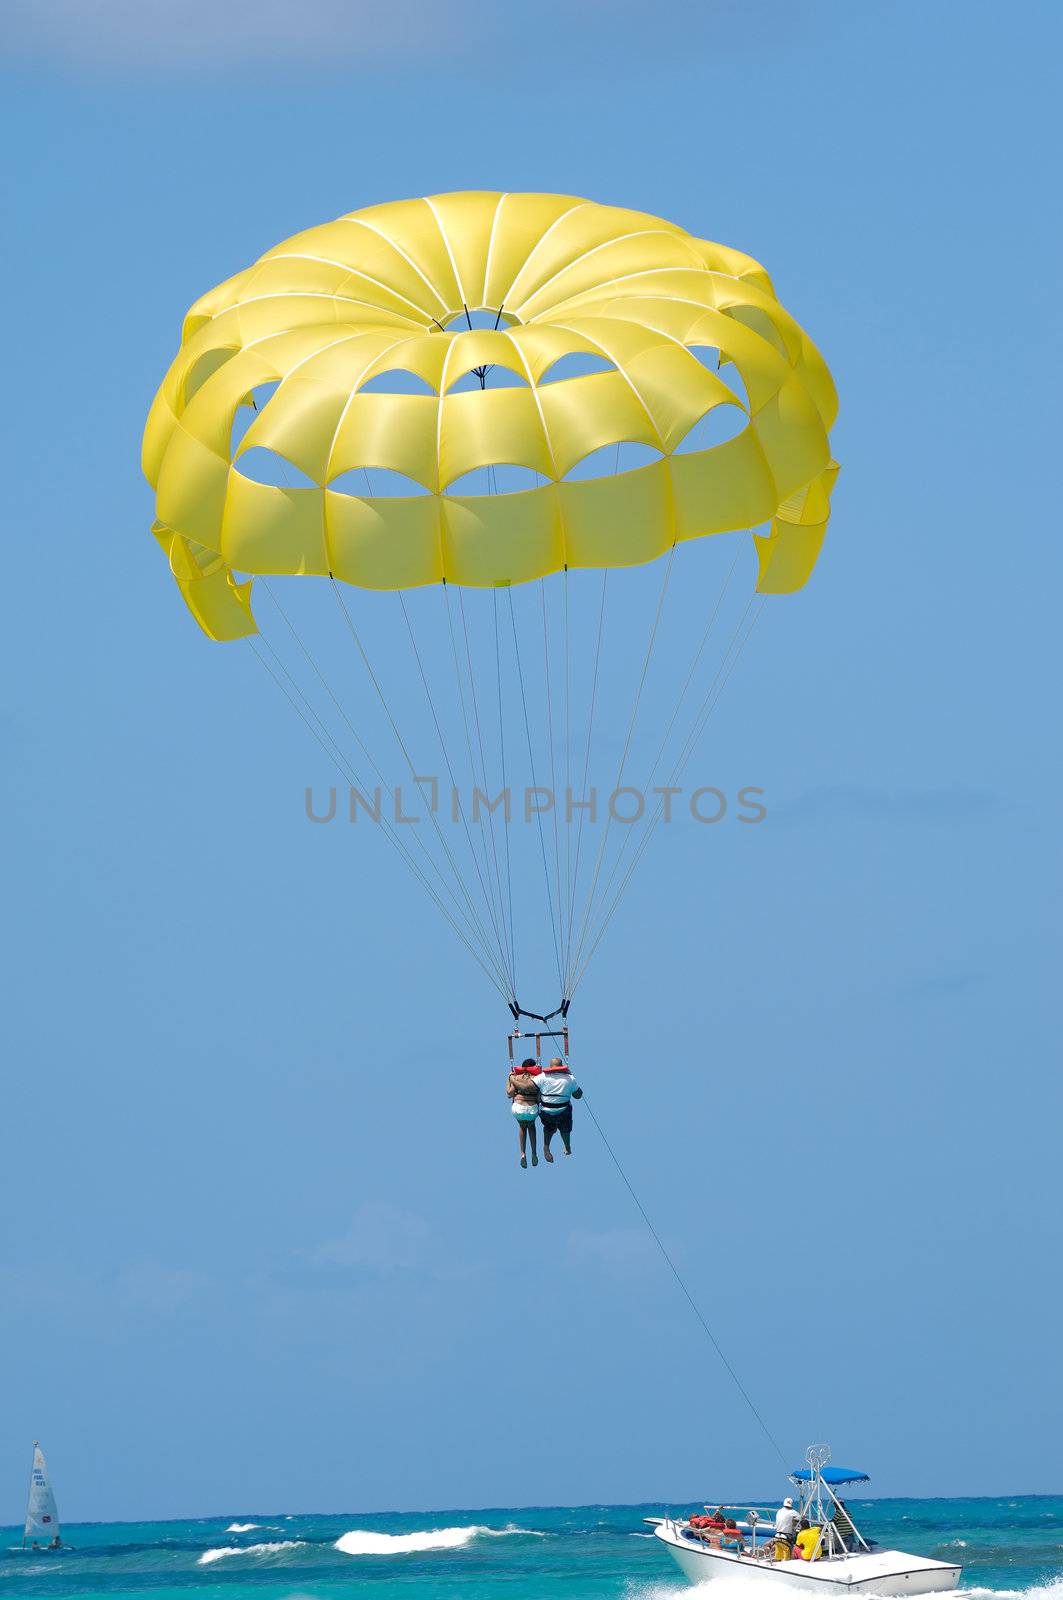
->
left=143, top=191, right=837, bottom=1019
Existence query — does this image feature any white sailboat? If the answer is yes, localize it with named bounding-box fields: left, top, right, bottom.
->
left=23, top=1442, right=62, bottom=1551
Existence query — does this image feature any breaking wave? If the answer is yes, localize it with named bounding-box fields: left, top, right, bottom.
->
left=224, top=1523, right=261, bottom=1533
left=335, top=1524, right=543, bottom=1556
left=198, top=1541, right=305, bottom=1565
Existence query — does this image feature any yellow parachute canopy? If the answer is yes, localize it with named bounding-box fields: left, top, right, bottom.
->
left=143, top=191, right=838, bottom=642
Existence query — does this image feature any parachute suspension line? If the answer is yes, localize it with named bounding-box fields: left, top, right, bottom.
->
left=642, top=546, right=743, bottom=788
left=261, top=580, right=399, bottom=790
left=581, top=1091, right=788, bottom=1468
left=507, top=586, right=565, bottom=998
left=570, top=596, right=764, bottom=995
left=329, top=577, right=512, bottom=988
left=570, top=545, right=742, bottom=966
left=443, top=585, right=516, bottom=998
left=256, top=583, right=511, bottom=995
left=565, top=542, right=678, bottom=993
left=246, top=636, right=510, bottom=998
left=569, top=595, right=765, bottom=995
left=492, top=588, right=518, bottom=991
left=563, top=567, right=573, bottom=977
left=540, top=579, right=566, bottom=991
left=565, top=569, right=608, bottom=984
left=455, top=586, right=517, bottom=996
left=397, top=588, right=515, bottom=998
left=669, top=595, right=766, bottom=798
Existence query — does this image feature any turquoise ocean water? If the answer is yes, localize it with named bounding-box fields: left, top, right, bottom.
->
left=1, top=1496, right=1059, bottom=1600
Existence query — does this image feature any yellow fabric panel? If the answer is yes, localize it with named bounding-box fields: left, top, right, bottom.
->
left=517, top=231, right=705, bottom=321
left=547, top=266, right=725, bottom=321
left=559, top=460, right=674, bottom=569
left=156, top=528, right=257, bottom=641
left=670, top=432, right=777, bottom=537
left=439, top=386, right=554, bottom=486
left=621, top=345, right=743, bottom=452
left=326, top=491, right=443, bottom=590
left=359, top=333, right=450, bottom=392
left=268, top=218, right=448, bottom=320
left=182, top=266, right=252, bottom=338
left=425, top=190, right=506, bottom=310
left=481, top=193, right=586, bottom=310
left=441, top=329, right=529, bottom=389
left=154, top=423, right=230, bottom=547
left=505, top=322, right=605, bottom=383
left=755, top=521, right=829, bottom=594
left=242, top=254, right=426, bottom=323
left=235, top=377, right=350, bottom=484
left=441, top=485, right=562, bottom=587
left=796, top=332, right=839, bottom=429
left=326, top=393, right=439, bottom=487
left=144, top=190, right=837, bottom=635
left=503, top=202, right=692, bottom=311
left=750, top=373, right=832, bottom=500
left=345, top=196, right=463, bottom=315
left=688, top=237, right=774, bottom=294
left=142, top=392, right=177, bottom=483
left=538, top=371, right=661, bottom=475
left=264, top=328, right=416, bottom=389
left=724, top=302, right=795, bottom=362
left=177, top=566, right=256, bottom=641
left=548, top=312, right=673, bottom=367
left=755, top=460, right=839, bottom=593
left=221, top=475, right=328, bottom=575
left=180, top=344, right=240, bottom=407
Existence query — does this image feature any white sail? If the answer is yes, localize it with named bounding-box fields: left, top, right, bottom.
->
left=24, top=1444, right=60, bottom=1546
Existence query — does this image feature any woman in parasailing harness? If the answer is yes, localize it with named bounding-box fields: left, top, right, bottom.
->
left=538, top=1057, right=583, bottom=1161
left=506, top=1058, right=541, bottom=1168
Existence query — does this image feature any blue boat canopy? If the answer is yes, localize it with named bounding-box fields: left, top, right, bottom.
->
left=791, top=1467, right=870, bottom=1485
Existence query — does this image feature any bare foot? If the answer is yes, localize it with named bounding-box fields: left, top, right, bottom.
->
left=520, top=1155, right=527, bottom=1168
left=544, top=1148, right=554, bottom=1163
left=531, top=1153, right=539, bottom=1167
left=563, top=1148, right=572, bottom=1156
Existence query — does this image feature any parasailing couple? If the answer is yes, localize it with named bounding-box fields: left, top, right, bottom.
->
left=506, top=1056, right=582, bottom=1168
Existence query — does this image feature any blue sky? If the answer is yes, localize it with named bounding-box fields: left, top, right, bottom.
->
left=2, top=0, right=1060, bottom=1524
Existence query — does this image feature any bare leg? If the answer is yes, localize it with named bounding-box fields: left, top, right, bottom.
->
left=542, top=1122, right=554, bottom=1162
left=518, top=1120, right=528, bottom=1167
left=528, top=1122, right=538, bottom=1166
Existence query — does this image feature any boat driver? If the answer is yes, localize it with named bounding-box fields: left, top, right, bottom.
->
left=775, top=1496, right=800, bottom=1542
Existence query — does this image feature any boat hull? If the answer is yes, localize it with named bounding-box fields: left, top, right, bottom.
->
left=654, top=1526, right=961, bottom=1596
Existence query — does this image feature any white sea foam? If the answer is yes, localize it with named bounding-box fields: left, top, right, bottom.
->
left=335, top=1524, right=541, bottom=1556
left=224, top=1523, right=261, bottom=1533
left=198, top=1541, right=304, bottom=1566
left=624, top=1577, right=1063, bottom=1600
left=963, top=1587, right=1063, bottom=1600
left=482, top=1524, right=549, bottom=1538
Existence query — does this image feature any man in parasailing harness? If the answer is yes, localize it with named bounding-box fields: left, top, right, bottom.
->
left=538, top=1057, right=582, bottom=1161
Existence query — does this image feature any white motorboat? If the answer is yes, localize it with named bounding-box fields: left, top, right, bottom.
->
left=649, top=1447, right=961, bottom=1596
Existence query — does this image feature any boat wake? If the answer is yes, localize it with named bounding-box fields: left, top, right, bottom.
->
left=335, top=1524, right=544, bottom=1556
left=198, top=1541, right=305, bottom=1565
left=627, top=1583, right=1063, bottom=1600
left=961, top=1587, right=1063, bottom=1600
